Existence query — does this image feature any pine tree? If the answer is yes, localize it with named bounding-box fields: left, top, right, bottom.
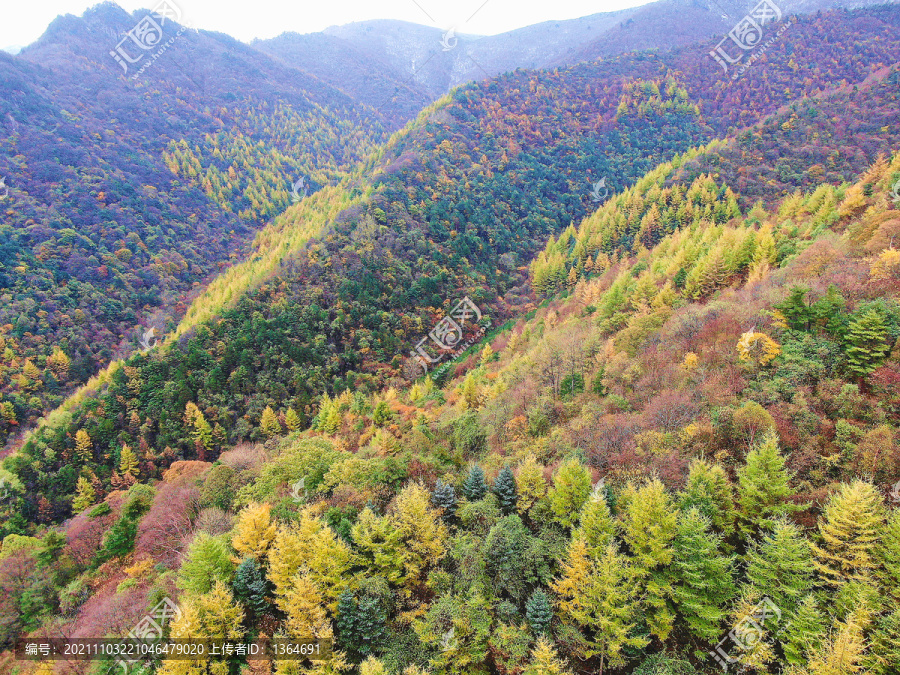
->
left=548, top=457, right=592, bottom=528
left=843, top=309, right=890, bottom=380
left=260, top=405, right=282, bottom=437
left=516, top=453, right=547, bottom=515
left=523, top=638, right=573, bottom=675
left=75, top=429, right=92, bottom=462
left=178, top=533, right=234, bottom=595
left=671, top=508, right=735, bottom=644
left=678, top=459, right=736, bottom=536
left=737, top=431, right=800, bottom=536
left=811, top=480, right=884, bottom=587
left=867, top=608, right=900, bottom=675
left=232, top=502, right=277, bottom=561
left=119, top=444, right=138, bottom=478
left=525, top=589, right=553, bottom=635
left=493, top=466, right=518, bottom=515
left=782, top=594, right=827, bottom=666
left=620, top=478, right=678, bottom=641
left=72, top=476, right=96, bottom=512
left=285, top=407, right=301, bottom=431
left=743, top=518, right=816, bottom=618
left=462, top=465, right=488, bottom=501
left=232, top=556, right=270, bottom=616
left=574, top=485, right=616, bottom=559
left=431, top=479, right=458, bottom=522
left=336, top=589, right=387, bottom=658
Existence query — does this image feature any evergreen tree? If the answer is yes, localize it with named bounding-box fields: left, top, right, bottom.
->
left=810, top=480, right=884, bottom=587
left=678, top=459, right=736, bottom=537
left=877, top=509, right=900, bottom=596
left=843, top=308, right=890, bottom=380
left=431, top=479, right=458, bottom=522
left=744, top=518, right=816, bottom=617
left=525, top=589, right=552, bottom=635
left=232, top=557, right=270, bottom=616
left=285, top=407, right=302, bottom=431
left=178, top=533, right=234, bottom=595
left=463, top=465, right=488, bottom=501
left=620, top=478, right=678, bottom=641
left=493, top=466, right=518, bottom=515
left=574, top=485, right=616, bottom=559
left=801, top=612, right=868, bottom=674
left=75, top=429, right=92, bottom=463
left=548, top=457, right=592, bottom=528
left=736, top=431, right=801, bottom=536
left=867, top=607, right=900, bottom=675
left=781, top=594, right=827, bottom=666
left=336, top=589, right=387, bottom=659
left=671, top=508, right=735, bottom=645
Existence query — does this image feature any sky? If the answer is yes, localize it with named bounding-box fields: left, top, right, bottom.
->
left=3, top=0, right=652, bottom=50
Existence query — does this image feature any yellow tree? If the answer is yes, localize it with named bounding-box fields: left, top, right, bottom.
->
left=392, top=483, right=449, bottom=601
left=260, top=406, right=282, bottom=437
left=811, top=480, right=884, bottom=587
left=232, top=502, right=277, bottom=561
left=516, top=453, right=547, bottom=516
left=72, top=476, right=96, bottom=512
left=119, top=444, right=138, bottom=478
left=75, top=429, right=92, bottom=462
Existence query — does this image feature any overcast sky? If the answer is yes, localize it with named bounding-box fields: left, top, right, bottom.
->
left=4, top=0, right=652, bottom=49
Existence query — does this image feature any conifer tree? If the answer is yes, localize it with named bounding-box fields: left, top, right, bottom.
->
left=867, top=608, right=900, bottom=675
left=392, top=483, right=449, bottom=599
left=462, top=465, right=488, bottom=501
left=285, top=407, right=302, bottom=431
left=119, top=444, right=138, bottom=478
left=232, top=502, right=277, bottom=561
left=782, top=594, right=827, bottom=666
left=671, top=508, right=735, bottom=644
left=678, top=459, right=735, bottom=536
left=351, top=508, right=406, bottom=586
left=811, top=480, right=884, bottom=586
left=178, top=533, right=234, bottom=595
left=574, top=485, right=616, bottom=559
left=523, top=638, right=573, bottom=675
left=744, top=518, right=816, bottom=617
left=525, top=589, right=552, bottom=635
left=75, top=429, right=92, bottom=463
left=493, top=466, right=518, bottom=515
left=431, top=479, right=458, bottom=522
left=737, top=431, right=800, bottom=536
left=260, top=405, right=282, bottom=437
left=548, top=457, right=592, bottom=528
left=800, top=612, right=868, bottom=675
left=72, top=476, right=96, bottom=512
left=516, top=453, right=547, bottom=515
left=620, top=478, right=678, bottom=641
left=360, top=656, right=388, bottom=675
left=336, top=589, right=387, bottom=658
left=232, top=556, right=270, bottom=616
left=843, top=308, right=890, bottom=380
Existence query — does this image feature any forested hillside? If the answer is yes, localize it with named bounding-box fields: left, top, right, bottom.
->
left=0, top=4, right=387, bottom=447
left=2, top=3, right=900, bottom=674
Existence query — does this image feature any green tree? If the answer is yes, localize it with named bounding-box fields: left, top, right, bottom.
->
left=678, top=459, right=736, bottom=537
left=574, top=485, right=616, bottom=559
left=548, top=457, right=592, bottom=529
left=525, top=589, right=552, bottom=635
left=736, top=431, right=801, bottom=536
left=671, top=508, right=734, bottom=645
left=843, top=308, right=890, bottom=380
left=72, top=476, right=95, bottom=513
left=781, top=594, right=827, bottom=666
left=336, top=588, right=387, bottom=659
left=462, top=465, right=488, bottom=501
left=810, top=480, right=884, bottom=587
left=178, top=533, right=234, bottom=595
left=232, top=557, right=270, bottom=616
left=431, top=479, right=458, bottom=522
left=493, top=466, right=518, bottom=515
left=285, top=407, right=302, bottom=431
left=743, top=518, right=815, bottom=617
left=620, top=478, right=678, bottom=641
left=118, top=444, right=138, bottom=478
